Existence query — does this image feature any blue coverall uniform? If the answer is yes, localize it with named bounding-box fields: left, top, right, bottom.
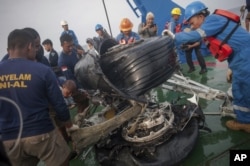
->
left=58, top=50, right=79, bottom=87
left=0, top=58, right=70, bottom=140
left=175, top=14, right=250, bottom=123
left=167, top=18, right=181, bottom=34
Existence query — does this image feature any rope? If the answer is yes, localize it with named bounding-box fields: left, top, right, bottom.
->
left=0, top=96, right=23, bottom=155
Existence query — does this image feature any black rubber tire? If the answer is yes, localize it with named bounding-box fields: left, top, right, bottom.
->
left=100, top=36, right=177, bottom=97
left=74, top=55, right=122, bottom=95
left=75, top=36, right=177, bottom=98
left=130, top=118, right=199, bottom=166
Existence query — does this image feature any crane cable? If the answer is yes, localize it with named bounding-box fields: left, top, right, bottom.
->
left=102, top=0, right=113, bottom=38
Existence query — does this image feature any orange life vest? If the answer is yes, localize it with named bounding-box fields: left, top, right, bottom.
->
left=165, top=22, right=182, bottom=33
left=205, top=9, right=240, bottom=62
left=205, top=37, right=233, bottom=62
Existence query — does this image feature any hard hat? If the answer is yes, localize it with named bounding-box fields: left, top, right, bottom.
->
left=119, top=18, right=133, bottom=31
left=61, top=20, right=68, bottom=26
left=184, top=1, right=208, bottom=21
left=171, top=7, right=182, bottom=15
left=95, top=24, right=103, bottom=31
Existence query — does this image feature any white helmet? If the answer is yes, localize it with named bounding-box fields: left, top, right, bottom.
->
left=60, top=20, right=68, bottom=26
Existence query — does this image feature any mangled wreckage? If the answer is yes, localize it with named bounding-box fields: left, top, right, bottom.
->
left=71, top=36, right=221, bottom=165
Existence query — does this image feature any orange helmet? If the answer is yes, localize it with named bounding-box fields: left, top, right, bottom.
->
left=119, top=18, right=133, bottom=31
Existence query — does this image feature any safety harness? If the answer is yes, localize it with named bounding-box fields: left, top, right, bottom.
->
left=205, top=9, right=240, bottom=62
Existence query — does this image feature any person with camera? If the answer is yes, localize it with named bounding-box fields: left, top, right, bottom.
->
left=138, top=12, right=158, bottom=38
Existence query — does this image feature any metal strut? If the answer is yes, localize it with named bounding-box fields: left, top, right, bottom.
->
left=162, top=73, right=227, bottom=101
left=161, top=73, right=235, bottom=118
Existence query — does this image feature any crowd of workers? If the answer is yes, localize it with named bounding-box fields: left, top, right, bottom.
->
left=0, top=0, right=250, bottom=165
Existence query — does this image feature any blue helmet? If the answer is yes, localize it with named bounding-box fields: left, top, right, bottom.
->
left=184, top=1, right=208, bottom=21
left=95, top=24, right=103, bottom=31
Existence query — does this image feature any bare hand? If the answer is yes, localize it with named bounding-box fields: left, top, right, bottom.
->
left=226, top=68, right=232, bottom=83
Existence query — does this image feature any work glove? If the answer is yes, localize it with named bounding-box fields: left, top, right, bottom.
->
left=226, top=68, right=232, bottom=83
left=161, top=29, right=175, bottom=39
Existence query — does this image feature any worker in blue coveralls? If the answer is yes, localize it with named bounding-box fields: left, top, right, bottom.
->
left=1, top=28, right=50, bottom=67
left=164, top=7, right=184, bottom=67
left=94, top=24, right=112, bottom=52
left=116, top=18, right=140, bottom=45
left=58, top=33, right=79, bottom=85
left=163, top=1, right=250, bottom=133
left=0, top=29, right=78, bottom=166
left=95, top=24, right=112, bottom=42
left=60, top=20, right=79, bottom=46
left=165, top=7, right=182, bottom=34
left=181, top=21, right=207, bottom=74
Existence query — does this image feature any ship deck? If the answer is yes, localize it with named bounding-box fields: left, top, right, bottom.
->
left=179, top=56, right=250, bottom=165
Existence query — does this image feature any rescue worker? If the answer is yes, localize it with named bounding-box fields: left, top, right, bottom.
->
left=0, top=28, right=78, bottom=166
left=165, top=7, right=184, bottom=66
left=165, top=7, right=182, bottom=34
left=1, top=28, right=50, bottom=67
left=138, top=12, right=158, bottom=38
left=60, top=20, right=79, bottom=46
left=42, top=39, right=62, bottom=78
left=163, top=1, right=250, bottom=133
left=23, top=28, right=50, bottom=66
left=94, top=24, right=112, bottom=52
left=95, top=24, right=111, bottom=41
left=61, top=80, right=89, bottom=115
left=116, top=18, right=140, bottom=44
left=58, top=34, right=79, bottom=86
left=181, top=22, right=207, bottom=74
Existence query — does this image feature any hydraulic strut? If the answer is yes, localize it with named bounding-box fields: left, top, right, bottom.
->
left=162, top=73, right=235, bottom=118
